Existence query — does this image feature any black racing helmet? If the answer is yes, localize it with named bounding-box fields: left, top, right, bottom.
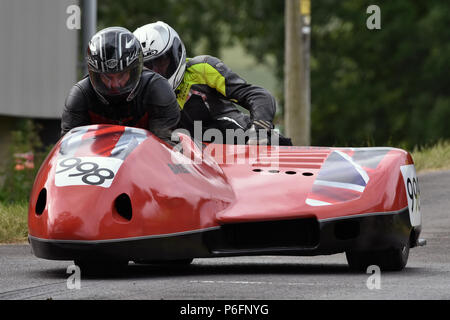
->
left=86, top=27, right=143, bottom=104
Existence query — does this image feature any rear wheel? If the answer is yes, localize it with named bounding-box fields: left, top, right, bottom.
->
left=346, top=243, right=410, bottom=272
left=74, top=259, right=129, bottom=275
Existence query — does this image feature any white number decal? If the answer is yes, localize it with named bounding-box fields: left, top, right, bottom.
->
left=400, top=165, right=421, bottom=227
left=55, top=157, right=123, bottom=188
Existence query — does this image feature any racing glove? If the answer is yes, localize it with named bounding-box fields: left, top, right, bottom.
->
left=247, top=120, right=273, bottom=145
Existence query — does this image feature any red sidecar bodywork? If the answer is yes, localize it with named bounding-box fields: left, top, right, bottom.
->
left=28, top=125, right=424, bottom=270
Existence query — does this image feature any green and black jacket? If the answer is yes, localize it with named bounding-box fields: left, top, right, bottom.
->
left=175, top=55, right=276, bottom=135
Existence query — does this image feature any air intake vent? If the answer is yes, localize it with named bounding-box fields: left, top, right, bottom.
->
left=114, top=193, right=132, bottom=221
left=219, top=218, right=319, bottom=249
left=35, top=188, right=47, bottom=215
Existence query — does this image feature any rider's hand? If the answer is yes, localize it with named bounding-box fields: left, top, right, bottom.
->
left=247, top=120, right=273, bottom=145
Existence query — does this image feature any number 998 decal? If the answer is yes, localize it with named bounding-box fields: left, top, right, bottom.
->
left=400, top=164, right=421, bottom=227
left=55, top=157, right=124, bottom=188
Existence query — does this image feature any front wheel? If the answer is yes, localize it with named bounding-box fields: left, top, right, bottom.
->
left=345, top=243, right=410, bottom=272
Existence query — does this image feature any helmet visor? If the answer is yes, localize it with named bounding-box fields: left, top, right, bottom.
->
left=144, top=53, right=172, bottom=78
left=89, top=65, right=141, bottom=97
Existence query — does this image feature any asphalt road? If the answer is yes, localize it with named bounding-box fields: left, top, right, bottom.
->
left=0, top=170, right=449, bottom=301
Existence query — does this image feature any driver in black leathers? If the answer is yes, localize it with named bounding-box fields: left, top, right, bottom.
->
left=61, top=27, right=180, bottom=144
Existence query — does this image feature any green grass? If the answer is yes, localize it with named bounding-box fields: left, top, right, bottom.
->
left=0, top=141, right=449, bottom=244
left=412, top=140, right=450, bottom=173
left=0, top=201, right=28, bottom=243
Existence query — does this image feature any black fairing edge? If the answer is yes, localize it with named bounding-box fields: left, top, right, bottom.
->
left=29, top=208, right=415, bottom=261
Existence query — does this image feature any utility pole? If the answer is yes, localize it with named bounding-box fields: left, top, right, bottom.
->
left=81, top=0, right=97, bottom=77
left=284, top=0, right=311, bottom=146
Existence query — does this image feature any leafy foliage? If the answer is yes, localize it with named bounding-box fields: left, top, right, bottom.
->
left=0, top=120, right=51, bottom=203
left=98, top=0, right=231, bottom=57
left=97, top=0, right=450, bottom=149
left=310, top=0, right=450, bottom=148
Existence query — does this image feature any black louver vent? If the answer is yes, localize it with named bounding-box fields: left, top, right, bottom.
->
left=218, top=218, right=320, bottom=250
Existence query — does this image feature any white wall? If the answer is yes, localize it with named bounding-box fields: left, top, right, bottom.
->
left=0, top=0, right=79, bottom=119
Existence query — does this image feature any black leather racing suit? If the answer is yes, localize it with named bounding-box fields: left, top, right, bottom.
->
left=61, top=69, right=180, bottom=143
left=175, top=55, right=281, bottom=143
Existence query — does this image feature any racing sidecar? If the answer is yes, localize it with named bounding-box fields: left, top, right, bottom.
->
left=28, top=124, right=425, bottom=271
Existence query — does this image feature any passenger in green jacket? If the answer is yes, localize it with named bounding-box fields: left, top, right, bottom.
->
left=133, top=21, right=292, bottom=146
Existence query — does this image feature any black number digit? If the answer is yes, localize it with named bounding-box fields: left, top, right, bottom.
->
left=95, top=168, right=114, bottom=180
left=82, top=173, right=103, bottom=185
left=57, top=157, right=115, bottom=186
left=412, top=177, right=419, bottom=212
left=81, top=168, right=114, bottom=186
left=416, top=177, right=420, bottom=211
left=407, top=178, right=414, bottom=212
left=56, top=157, right=81, bottom=174
left=69, top=162, right=99, bottom=177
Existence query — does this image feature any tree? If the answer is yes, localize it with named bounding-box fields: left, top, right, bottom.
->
left=310, top=0, right=450, bottom=148
left=284, top=0, right=310, bottom=145
left=98, top=0, right=450, bottom=149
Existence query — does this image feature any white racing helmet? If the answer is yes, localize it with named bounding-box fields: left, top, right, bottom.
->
left=133, top=21, right=186, bottom=90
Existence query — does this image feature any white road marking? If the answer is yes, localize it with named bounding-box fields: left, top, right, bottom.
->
left=189, top=280, right=319, bottom=286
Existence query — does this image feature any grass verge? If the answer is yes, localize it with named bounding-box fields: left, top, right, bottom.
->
left=412, top=140, right=450, bottom=173
left=0, top=201, right=28, bottom=244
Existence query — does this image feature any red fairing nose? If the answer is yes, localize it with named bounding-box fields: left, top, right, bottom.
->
left=28, top=125, right=234, bottom=242
left=29, top=184, right=138, bottom=241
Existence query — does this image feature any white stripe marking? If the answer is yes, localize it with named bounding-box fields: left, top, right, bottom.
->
left=189, top=280, right=318, bottom=286
left=306, top=198, right=332, bottom=206
left=335, top=150, right=370, bottom=183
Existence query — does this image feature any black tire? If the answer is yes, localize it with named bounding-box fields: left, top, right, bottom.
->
left=134, top=258, right=194, bottom=266
left=74, top=259, right=129, bottom=275
left=346, top=243, right=410, bottom=272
